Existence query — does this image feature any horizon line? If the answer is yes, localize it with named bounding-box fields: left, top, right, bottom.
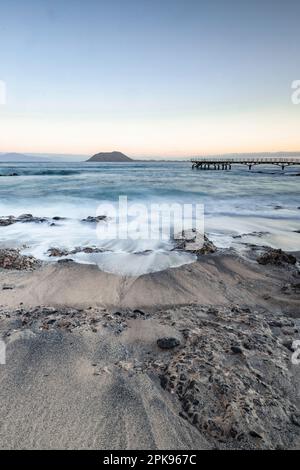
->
left=1, top=150, right=300, bottom=160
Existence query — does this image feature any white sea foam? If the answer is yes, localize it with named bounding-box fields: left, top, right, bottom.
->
left=0, top=162, right=299, bottom=275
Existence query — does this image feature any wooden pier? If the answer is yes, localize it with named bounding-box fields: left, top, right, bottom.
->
left=191, top=157, right=300, bottom=171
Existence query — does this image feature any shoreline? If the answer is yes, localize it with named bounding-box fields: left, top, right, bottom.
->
left=0, top=246, right=299, bottom=449
left=0, top=246, right=299, bottom=311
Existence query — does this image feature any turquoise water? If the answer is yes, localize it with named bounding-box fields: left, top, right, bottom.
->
left=0, top=161, right=299, bottom=274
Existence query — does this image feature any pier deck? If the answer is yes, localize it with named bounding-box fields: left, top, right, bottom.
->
left=191, top=157, right=300, bottom=170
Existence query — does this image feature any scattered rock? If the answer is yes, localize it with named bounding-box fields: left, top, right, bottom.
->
left=47, top=246, right=103, bottom=257
left=157, top=337, right=181, bottom=349
left=257, top=248, right=296, bottom=266
left=233, top=231, right=270, bottom=239
left=0, top=214, right=48, bottom=226
left=81, top=215, right=107, bottom=223
left=73, top=246, right=103, bottom=254
left=133, top=309, right=146, bottom=316
left=0, top=216, right=15, bottom=226
left=160, top=374, right=168, bottom=389
left=0, top=249, right=41, bottom=270
left=174, top=230, right=217, bottom=255
left=291, top=413, right=300, bottom=427
left=281, top=339, right=295, bottom=352
left=249, top=430, right=263, bottom=439
left=16, top=213, right=48, bottom=223
left=207, top=307, right=218, bottom=315
left=0, top=213, right=107, bottom=228
left=231, top=345, right=243, bottom=354
left=47, top=248, right=70, bottom=257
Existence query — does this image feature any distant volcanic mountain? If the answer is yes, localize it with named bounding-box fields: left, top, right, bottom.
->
left=86, top=151, right=133, bottom=162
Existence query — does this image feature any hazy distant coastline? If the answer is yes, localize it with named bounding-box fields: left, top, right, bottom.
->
left=1, top=151, right=300, bottom=163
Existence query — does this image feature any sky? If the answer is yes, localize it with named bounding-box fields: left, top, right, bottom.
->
left=0, top=0, right=300, bottom=158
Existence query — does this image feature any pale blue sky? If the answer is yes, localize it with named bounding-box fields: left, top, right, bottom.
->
left=0, top=0, right=299, bottom=156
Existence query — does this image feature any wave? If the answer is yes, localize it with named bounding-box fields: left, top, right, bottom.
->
left=0, top=161, right=299, bottom=274
left=0, top=170, right=79, bottom=176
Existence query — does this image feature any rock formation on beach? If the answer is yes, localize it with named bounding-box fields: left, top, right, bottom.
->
left=0, top=249, right=41, bottom=270
left=86, top=151, right=133, bottom=162
left=174, top=229, right=217, bottom=255
left=257, top=248, right=297, bottom=266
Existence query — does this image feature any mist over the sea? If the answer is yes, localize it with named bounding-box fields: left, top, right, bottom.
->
left=0, top=161, right=299, bottom=274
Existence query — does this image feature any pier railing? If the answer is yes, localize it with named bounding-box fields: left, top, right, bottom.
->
left=191, top=157, right=300, bottom=170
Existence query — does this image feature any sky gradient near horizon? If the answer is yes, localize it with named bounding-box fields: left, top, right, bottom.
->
left=0, top=0, right=300, bottom=157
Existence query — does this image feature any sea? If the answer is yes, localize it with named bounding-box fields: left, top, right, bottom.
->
left=0, top=161, right=299, bottom=275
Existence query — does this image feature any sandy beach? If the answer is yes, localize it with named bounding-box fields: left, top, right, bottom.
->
left=1, top=0, right=300, bottom=456
left=0, top=246, right=299, bottom=450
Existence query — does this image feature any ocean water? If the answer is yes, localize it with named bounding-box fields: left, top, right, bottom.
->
left=0, top=161, right=299, bottom=275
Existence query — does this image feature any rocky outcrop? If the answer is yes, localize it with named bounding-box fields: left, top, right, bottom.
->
left=153, top=305, right=300, bottom=449
left=81, top=216, right=107, bottom=223
left=0, top=213, right=107, bottom=227
left=0, top=249, right=41, bottom=270
left=174, top=229, right=217, bottom=255
left=47, top=246, right=104, bottom=257
left=0, top=214, right=65, bottom=227
left=157, top=337, right=181, bottom=349
left=47, top=248, right=70, bottom=257
left=257, top=248, right=297, bottom=266
left=0, top=300, right=299, bottom=449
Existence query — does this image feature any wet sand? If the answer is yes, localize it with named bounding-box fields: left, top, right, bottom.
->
left=0, top=250, right=299, bottom=312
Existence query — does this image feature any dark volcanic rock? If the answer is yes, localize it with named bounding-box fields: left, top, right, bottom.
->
left=231, top=345, right=243, bottom=354
left=174, top=230, right=217, bottom=255
left=81, top=215, right=107, bottom=223
left=47, top=246, right=103, bottom=258
left=152, top=305, right=300, bottom=450
left=0, top=216, right=15, bottom=226
left=16, top=214, right=48, bottom=223
left=0, top=214, right=48, bottom=226
left=74, top=246, right=103, bottom=254
left=47, top=248, right=70, bottom=257
left=0, top=249, right=41, bottom=270
left=257, top=248, right=297, bottom=266
left=233, top=231, right=270, bottom=239
left=157, top=337, right=181, bottom=349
